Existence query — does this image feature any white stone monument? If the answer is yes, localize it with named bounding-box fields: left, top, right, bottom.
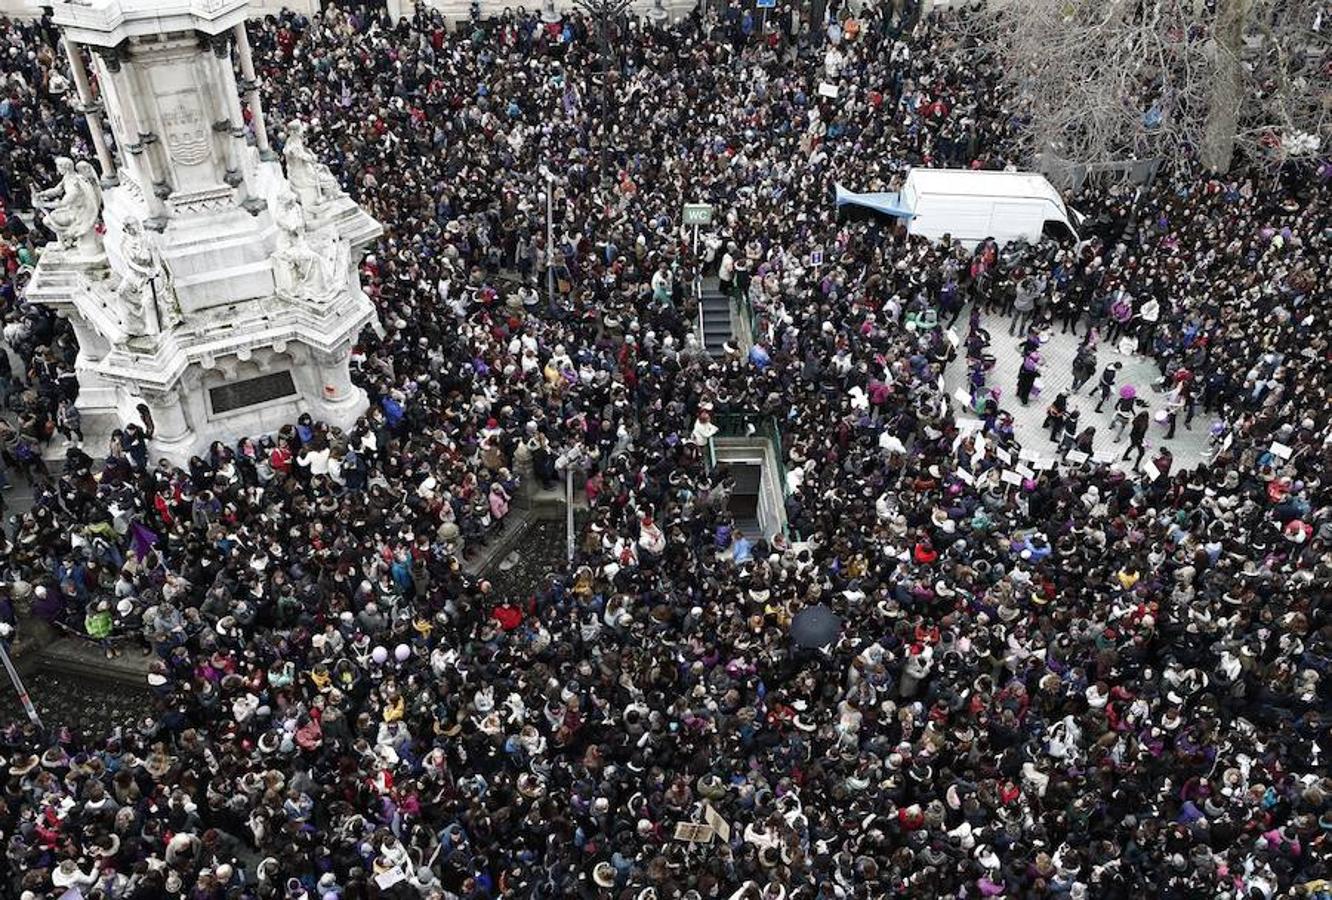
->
left=24, top=0, right=381, bottom=465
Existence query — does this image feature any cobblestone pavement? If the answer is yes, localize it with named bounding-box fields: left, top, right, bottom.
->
left=942, top=308, right=1215, bottom=473
left=0, top=671, right=151, bottom=738
left=485, top=516, right=581, bottom=601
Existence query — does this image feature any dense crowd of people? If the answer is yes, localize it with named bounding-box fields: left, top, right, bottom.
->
left=1, top=2, right=1331, bottom=898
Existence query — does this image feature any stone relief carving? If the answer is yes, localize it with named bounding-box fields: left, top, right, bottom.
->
left=34, top=157, right=103, bottom=254
left=160, top=91, right=211, bottom=166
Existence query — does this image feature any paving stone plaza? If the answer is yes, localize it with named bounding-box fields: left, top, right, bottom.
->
left=0, top=1, right=1327, bottom=897
left=943, top=309, right=1215, bottom=473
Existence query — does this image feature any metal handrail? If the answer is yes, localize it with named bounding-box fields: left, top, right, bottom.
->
left=707, top=411, right=798, bottom=542
left=735, top=290, right=758, bottom=349
left=694, top=271, right=705, bottom=351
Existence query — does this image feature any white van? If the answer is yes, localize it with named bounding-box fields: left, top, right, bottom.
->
left=836, top=168, right=1081, bottom=247
left=899, top=168, right=1080, bottom=246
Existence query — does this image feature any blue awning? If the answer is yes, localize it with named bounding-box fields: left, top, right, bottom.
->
left=834, top=184, right=915, bottom=219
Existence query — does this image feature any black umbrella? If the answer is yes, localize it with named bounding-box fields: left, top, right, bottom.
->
left=790, top=604, right=842, bottom=648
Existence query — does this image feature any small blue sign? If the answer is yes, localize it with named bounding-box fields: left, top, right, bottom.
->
left=756, top=0, right=777, bottom=8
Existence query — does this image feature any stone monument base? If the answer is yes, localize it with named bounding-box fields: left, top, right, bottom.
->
left=26, top=2, right=384, bottom=472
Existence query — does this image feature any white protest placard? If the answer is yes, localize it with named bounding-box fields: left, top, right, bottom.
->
left=375, top=867, right=407, bottom=889
left=1093, top=450, right=1118, bottom=465
left=946, top=328, right=960, bottom=348
left=1270, top=441, right=1293, bottom=460
left=1066, top=450, right=1090, bottom=465
left=674, top=822, right=716, bottom=843
left=956, top=417, right=983, bottom=435
left=1144, top=460, right=1164, bottom=480
left=1016, top=464, right=1035, bottom=478
left=955, top=467, right=975, bottom=485
left=703, top=801, right=731, bottom=843
left=995, top=447, right=1013, bottom=464
left=1001, top=470, right=1024, bottom=486
left=819, top=81, right=840, bottom=98
left=953, top=387, right=973, bottom=407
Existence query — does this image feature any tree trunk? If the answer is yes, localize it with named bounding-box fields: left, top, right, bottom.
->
left=811, top=0, right=827, bottom=41
left=1200, top=0, right=1250, bottom=173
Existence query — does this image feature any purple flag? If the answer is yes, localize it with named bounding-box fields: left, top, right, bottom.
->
left=130, top=522, right=159, bottom=561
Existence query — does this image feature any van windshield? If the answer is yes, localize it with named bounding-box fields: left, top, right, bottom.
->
left=1042, top=219, right=1077, bottom=243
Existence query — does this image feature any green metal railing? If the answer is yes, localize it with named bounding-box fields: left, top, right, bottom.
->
left=737, top=292, right=759, bottom=348
left=694, top=269, right=706, bottom=354
left=705, top=411, right=798, bottom=541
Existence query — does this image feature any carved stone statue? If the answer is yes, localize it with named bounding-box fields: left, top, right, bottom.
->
left=34, top=157, right=103, bottom=254
left=283, top=120, right=343, bottom=212
left=272, top=190, right=348, bottom=300
left=117, top=218, right=163, bottom=338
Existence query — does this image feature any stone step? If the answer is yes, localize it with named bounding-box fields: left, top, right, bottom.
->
left=28, top=636, right=152, bottom=688
left=734, top=518, right=762, bottom=536
left=463, top=485, right=588, bottom=577
left=461, top=508, right=537, bottom=577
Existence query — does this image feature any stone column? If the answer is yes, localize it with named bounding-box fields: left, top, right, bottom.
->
left=63, top=39, right=117, bottom=184
left=309, top=342, right=368, bottom=435
left=231, top=23, right=273, bottom=160
left=96, top=45, right=171, bottom=229
left=140, top=385, right=195, bottom=462
left=203, top=31, right=257, bottom=210
left=123, top=52, right=175, bottom=221
left=313, top=343, right=355, bottom=404
left=65, top=312, right=110, bottom=363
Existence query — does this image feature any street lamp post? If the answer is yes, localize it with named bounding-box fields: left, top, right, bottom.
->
left=571, top=0, right=632, bottom=117
left=539, top=165, right=556, bottom=308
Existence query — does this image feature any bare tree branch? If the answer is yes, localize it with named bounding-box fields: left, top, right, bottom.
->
left=970, top=0, right=1331, bottom=175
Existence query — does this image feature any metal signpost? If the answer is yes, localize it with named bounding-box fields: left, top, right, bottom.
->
left=756, top=0, right=776, bottom=34
left=566, top=467, right=575, bottom=563
left=682, top=203, right=714, bottom=259
left=539, top=165, right=557, bottom=307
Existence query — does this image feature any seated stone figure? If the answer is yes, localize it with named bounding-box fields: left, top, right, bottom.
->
left=34, top=157, right=103, bottom=254
left=272, top=190, right=347, bottom=300
left=282, top=119, right=343, bottom=212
